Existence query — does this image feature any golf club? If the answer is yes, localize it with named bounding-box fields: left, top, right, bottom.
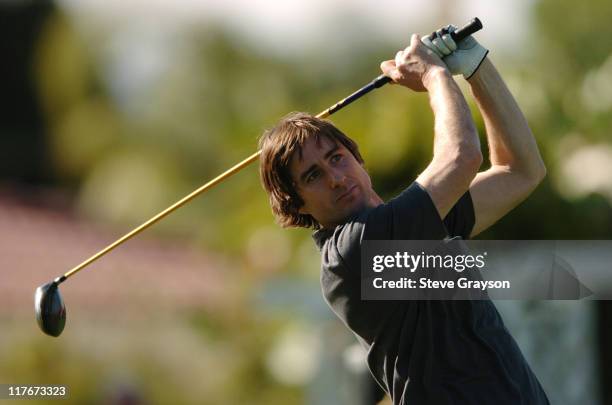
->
left=35, top=18, right=483, bottom=337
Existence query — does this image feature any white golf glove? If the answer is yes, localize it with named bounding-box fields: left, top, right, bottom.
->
left=421, top=25, right=489, bottom=79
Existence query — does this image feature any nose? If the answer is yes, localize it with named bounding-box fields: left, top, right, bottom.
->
left=329, top=168, right=346, bottom=188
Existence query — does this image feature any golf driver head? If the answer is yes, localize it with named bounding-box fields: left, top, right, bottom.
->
left=35, top=281, right=66, bottom=337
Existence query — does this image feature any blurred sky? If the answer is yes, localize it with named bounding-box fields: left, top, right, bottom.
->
left=58, top=0, right=534, bottom=53
left=54, top=0, right=536, bottom=121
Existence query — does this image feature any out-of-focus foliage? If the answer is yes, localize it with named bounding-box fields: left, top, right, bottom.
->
left=0, top=311, right=302, bottom=405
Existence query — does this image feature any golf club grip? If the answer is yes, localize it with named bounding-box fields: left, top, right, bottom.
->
left=449, top=17, right=483, bottom=42
left=373, top=17, right=483, bottom=88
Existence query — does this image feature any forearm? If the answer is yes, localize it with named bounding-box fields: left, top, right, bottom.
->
left=426, top=68, right=481, bottom=161
left=468, top=58, right=546, bottom=179
left=416, top=68, right=482, bottom=218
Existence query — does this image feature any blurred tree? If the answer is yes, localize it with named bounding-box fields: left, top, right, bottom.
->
left=0, top=1, right=55, bottom=184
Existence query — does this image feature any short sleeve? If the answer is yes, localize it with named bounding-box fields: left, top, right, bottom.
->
left=442, top=190, right=475, bottom=239
left=362, top=182, right=448, bottom=240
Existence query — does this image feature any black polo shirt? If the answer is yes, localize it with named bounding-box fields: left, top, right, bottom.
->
left=313, top=182, right=549, bottom=405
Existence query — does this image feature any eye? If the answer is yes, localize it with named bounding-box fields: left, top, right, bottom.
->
left=330, top=153, right=343, bottom=163
left=306, top=170, right=320, bottom=184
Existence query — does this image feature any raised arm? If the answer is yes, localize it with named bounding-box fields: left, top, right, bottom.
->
left=420, top=27, right=546, bottom=237
left=380, top=34, right=482, bottom=219
left=467, top=58, right=546, bottom=237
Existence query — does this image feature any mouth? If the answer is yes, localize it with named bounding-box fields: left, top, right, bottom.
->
left=336, top=185, right=358, bottom=202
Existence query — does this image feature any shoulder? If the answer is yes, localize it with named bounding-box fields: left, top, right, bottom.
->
left=366, top=182, right=448, bottom=240
left=313, top=181, right=450, bottom=260
left=386, top=181, right=441, bottom=219
left=315, top=212, right=368, bottom=255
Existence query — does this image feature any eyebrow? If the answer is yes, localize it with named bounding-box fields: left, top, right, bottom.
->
left=298, top=143, right=340, bottom=184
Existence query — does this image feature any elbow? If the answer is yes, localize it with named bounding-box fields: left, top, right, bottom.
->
left=520, top=159, right=546, bottom=193
left=528, top=154, right=547, bottom=186
left=471, top=149, right=484, bottom=173
left=530, top=161, right=547, bottom=189
left=439, top=147, right=482, bottom=187
left=518, top=131, right=547, bottom=188
left=535, top=161, right=547, bottom=183
left=457, top=147, right=483, bottom=178
left=460, top=127, right=484, bottom=175
left=462, top=125, right=483, bottom=171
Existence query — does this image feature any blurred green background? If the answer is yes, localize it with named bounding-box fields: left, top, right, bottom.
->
left=1, top=0, right=611, bottom=404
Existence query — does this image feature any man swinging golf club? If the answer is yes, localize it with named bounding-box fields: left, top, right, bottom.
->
left=33, top=21, right=483, bottom=338
left=258, top=26, right=549, bottom=404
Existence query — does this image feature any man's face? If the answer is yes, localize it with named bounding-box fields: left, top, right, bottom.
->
left=289, top=135, right=379, bottom=229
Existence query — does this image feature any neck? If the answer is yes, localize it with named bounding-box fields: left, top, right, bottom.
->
left=369, top=192, right=384, bottom=207
left=320, top=191, right=384, bottom=230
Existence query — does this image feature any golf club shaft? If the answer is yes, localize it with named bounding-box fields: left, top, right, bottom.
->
left=56, top=17, right=483, bottom=284
left=57, top=150, right=262, bottom=283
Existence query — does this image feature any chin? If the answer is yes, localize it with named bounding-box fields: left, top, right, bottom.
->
left=346, top=199, right=369, bottom=218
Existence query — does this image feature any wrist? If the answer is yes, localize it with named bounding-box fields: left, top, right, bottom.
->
left=423, top=66, right=452, bottom=91
left=463, top=50, right=490, bottom=80
left=466, top=57, right=492, bottom=85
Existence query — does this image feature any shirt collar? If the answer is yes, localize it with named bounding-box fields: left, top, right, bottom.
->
left=312, top=227, right=334, bottom=251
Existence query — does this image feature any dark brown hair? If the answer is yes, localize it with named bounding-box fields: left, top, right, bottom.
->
left=258, top=112, right=364, bottom=229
